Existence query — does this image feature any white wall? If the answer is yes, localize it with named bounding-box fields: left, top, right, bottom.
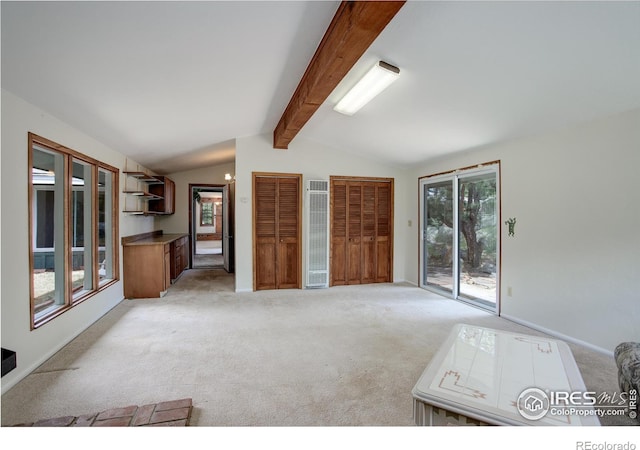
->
left=155, top=161, right=236, bottom=234
left=407, top=109, right=640, bottom=353
left=235, top=134, right=410, bottom=292
left=0, top=90, right=155, bottom=393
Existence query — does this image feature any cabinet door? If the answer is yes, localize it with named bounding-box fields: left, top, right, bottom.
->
left=180, top=236, right=189, bottom=271
left=164, top=178, right=175, bottom=214
left=164, top=244, right=171, bottom=291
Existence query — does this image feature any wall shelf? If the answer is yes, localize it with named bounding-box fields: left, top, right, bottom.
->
left=122, top=171, right=164, bottom=184
left=123, top=190, right=164, bottom=200
left=123, top=171, right=174, bottom=215
left=123, top=210, right=164, bottom=216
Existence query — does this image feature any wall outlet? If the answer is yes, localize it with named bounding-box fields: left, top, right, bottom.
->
left=408, top=220, right=412, bottom=227
left=507, top=286, right=513, bottom=297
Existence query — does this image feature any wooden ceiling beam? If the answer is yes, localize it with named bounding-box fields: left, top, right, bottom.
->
left=273, top=1, right=406, bottom=149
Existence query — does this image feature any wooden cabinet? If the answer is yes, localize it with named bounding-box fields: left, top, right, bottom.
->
left=170, top=235, right=188, bottom=281
left=330, top=178, right=393, bottom=286
left=123, top=172, right=175, bottom=215
left=253, top=173, right=302, bottom=290
left=148, top=176, right=175, bottom=214
left=122, top=231, right=188, bottom=298
left=164, top=244, right=171, bottom=291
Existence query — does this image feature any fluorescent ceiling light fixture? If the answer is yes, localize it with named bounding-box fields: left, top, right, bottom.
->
left=334, top=61, right=400, bottom=116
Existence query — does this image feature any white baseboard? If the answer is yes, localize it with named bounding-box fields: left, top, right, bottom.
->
left=234, top=288, right=253, bottom=293
left=393, top=279, right=418, bottom=287
left=500, top=314, right=613, bottom=357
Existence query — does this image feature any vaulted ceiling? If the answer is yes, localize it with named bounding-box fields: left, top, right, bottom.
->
left=3, top=1, right=639, bottom=174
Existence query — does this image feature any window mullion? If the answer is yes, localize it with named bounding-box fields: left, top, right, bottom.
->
left=452, top=175, right=460, bottom=299
left=92, top=165, right=99, bottom=290
left=63, top=153, right=72, bottom=306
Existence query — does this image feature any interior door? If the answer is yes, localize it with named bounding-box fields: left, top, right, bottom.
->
left=276, top=177, right=300, bottom=289
left=347, top=183, right=362, bottom=284
left=330, top=177, right=393, bottom=286
left=255, top=176, right=277, bottom=290
left=223, top=183, right=235, bottom=273
left=330, top=181, right=348, bottom=285
left=375, top=182, right=392, bottom=282
left=253, top=173, right=301, bottom=290
left=361, top=183, right=376, bottom=284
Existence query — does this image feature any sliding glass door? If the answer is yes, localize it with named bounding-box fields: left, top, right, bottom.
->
left=420, top=164, right=499, bottom=312
left=423, top=179, right=455, bottom=295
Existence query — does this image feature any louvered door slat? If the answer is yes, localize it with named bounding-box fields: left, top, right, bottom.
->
left=255, top=178, right=277, bottom=238
left=278, top=178, right=299, bottom=239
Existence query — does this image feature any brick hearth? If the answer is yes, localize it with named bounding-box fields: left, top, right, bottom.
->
left=12, top=398, right=192, bottom=427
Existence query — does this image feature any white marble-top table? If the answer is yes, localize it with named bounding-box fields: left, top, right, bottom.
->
left=412, top=324, right=600, bottom=426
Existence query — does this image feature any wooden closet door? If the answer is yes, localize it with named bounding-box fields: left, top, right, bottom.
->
left=331, top=177, right=393, bottom=286
left=330, top=181, right=348, bottom=286
left=276, top=177, right=300, bottom=289
left=254, top=174, right=301, bottom=291
left=375, top=183, right=392, bottom=282
left=347, top=183, right=362, bottom=284
left=361, top=183, right=377, bottom=284
left=255, top=176, right=278, bottom=290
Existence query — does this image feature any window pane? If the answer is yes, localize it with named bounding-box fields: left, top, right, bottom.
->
left=425, top=180, right=454, bottom=293
left=72, top=158, right=93, bottom=299
left=201, top=201, right=213, bottom=225
left=458, top=173, right=497, bottom=304
left=32, top=146, right=66, bottom=319
left=98, top=168, right=114, bottom=283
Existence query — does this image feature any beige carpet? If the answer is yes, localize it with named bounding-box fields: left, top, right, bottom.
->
left=1, top=269, right=635, bottom=427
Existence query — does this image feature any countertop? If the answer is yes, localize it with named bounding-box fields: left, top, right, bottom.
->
left=122, top=233, right=188, bottom=246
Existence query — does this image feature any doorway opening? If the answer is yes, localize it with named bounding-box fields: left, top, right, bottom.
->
left=190, top=185, right=224, bottom=269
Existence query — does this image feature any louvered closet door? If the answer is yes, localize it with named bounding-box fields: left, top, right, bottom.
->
left=276, top=178, right=300, bottom=289
left=255, top=177, right=278, bottom=290
left=254, top=174, right=301, bottom=291
left=375, top=183, right=392, bottom=282
left=361, top=183, right=377, bottom=284
left=347, top=183, right=362, bottom=284
left=330, top=181, right=348, bottom=285
left=330, top=178, right=393, bottom=286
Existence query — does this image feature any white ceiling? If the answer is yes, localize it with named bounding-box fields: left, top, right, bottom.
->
left=3, top=1, right=639, bottom=173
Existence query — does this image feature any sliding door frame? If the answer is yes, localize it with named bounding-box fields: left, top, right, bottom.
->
left=418, top=161, right=501, bottom=314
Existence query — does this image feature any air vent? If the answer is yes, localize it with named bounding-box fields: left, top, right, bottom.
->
left=305, top=180, right=329, bottom=288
